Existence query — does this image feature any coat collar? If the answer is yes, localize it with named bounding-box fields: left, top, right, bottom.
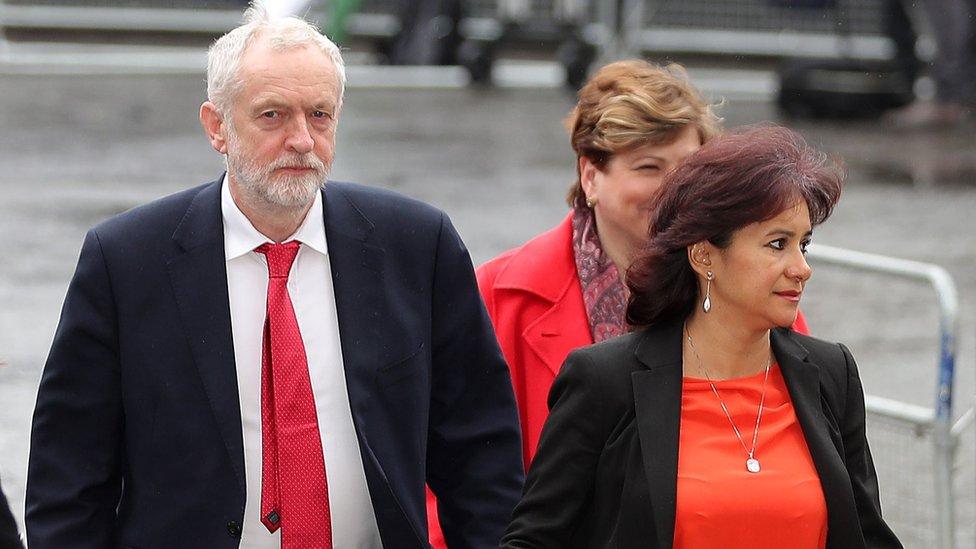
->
left=494, top=213, right=593, bottom=375
left=493, top=212, right=576, bottom=302
left=631, top=324, right=858, bottom=548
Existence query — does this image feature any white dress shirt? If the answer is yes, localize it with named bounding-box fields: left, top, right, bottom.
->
left=221, top=178, right=382, bottom=548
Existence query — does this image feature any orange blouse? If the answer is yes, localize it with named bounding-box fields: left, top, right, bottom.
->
left=674, top=364, right=827, bottom=548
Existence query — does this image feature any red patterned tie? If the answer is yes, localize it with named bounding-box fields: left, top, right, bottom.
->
left=256, top=241, right=333, bottom=548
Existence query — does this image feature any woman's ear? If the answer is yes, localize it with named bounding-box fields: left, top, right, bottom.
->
left=579, top=156, right=598, bottom=202
left=686, top=241, right=714, bottom=277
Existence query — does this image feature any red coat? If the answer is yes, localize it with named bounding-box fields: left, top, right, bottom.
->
left=476, top=215, right=593, bottom=467
left=426, top=212, right=809, bottom=547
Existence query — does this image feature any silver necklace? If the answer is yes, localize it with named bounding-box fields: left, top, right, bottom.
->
left=684, top=325, right=772, bottom=474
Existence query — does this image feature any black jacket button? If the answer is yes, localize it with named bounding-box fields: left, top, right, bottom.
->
left=227, top=521, right=242, bottom=539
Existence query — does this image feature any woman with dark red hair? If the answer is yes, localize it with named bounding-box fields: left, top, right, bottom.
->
left=502, top=126, right=901, bottom=548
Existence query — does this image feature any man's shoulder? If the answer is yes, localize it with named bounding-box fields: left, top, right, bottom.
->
left=325, top=180, right=443, bottom=225
left=92, top=180, right=217, bottom=241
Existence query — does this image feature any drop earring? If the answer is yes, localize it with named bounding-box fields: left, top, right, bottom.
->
left=703, top=271, right=714, bottom=313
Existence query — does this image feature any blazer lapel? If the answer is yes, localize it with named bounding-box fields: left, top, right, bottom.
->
left=320, top=183, right=385, bottom=425
left=773, top=329, right=860, bottom=545
left=322, top=183, right=429, bottom=546
left=166, top=180, right=245, bottom=493
left=632, top=323, right=684, bottom=549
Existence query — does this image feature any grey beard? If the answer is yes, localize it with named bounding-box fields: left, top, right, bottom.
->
left=225, top=134, right=329, bottom=209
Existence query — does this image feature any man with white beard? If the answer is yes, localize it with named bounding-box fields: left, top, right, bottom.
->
left=25, top=4, right=523, bottom=549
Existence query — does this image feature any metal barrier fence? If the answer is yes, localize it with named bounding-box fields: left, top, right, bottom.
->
left=636, top=0, right=887, bottom=34
left=808, top=243, right=970, bottom=549
left=603, top=0, right=894, bottom=60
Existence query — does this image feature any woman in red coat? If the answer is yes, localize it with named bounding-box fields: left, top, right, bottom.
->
left=426, top=60, right=808, bottom=547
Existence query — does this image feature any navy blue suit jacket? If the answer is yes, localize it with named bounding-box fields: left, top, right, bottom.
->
left=27, top=179, right=523, bottom=548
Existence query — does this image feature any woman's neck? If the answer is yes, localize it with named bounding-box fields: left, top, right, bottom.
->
left=683, top=312, right=772, bottom=380
left=593, top=220, right=637, bottom=282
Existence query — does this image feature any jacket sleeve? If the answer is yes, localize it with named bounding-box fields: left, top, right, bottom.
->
left=27, top=229, right=123, bottom=549
left=837, top=343, right=903, bottom=548
left=501, top=349, right=611, bottom=548
left=425, top=213, right=524, bottom=548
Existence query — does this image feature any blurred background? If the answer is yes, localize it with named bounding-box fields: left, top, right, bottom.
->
left=0, top=0, right=974, bottom=546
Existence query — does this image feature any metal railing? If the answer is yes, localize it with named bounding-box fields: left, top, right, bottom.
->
left=599, top=0, right=894, bottom=60
left=808, top=243, right=969, bottom=549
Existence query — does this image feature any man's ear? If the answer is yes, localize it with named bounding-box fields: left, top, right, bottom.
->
left=686, top=241, right=714, bottom=277
left=200, top=101, right=228, bottom=154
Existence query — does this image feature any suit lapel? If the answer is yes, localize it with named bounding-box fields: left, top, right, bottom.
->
left=322, top=184, right=428, bottom=546
left=632, top=323, right=684, bottom=549
left=773, top=329, right=860, bottom=544
left=320, top=183, right=385, bottom=426
left=166, top=180, right=245, bottom=493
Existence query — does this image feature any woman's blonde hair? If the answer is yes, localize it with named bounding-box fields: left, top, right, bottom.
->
left=565, top=60, right=722, bottom=207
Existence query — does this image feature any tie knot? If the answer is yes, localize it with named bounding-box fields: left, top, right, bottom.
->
left=256, top=241, right=301, bottom=278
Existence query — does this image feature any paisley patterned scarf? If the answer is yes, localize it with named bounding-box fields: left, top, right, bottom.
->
left=571, top=206, right=630, bottom=343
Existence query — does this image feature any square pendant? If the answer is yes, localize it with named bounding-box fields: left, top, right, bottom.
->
left=746, top=458, right=761, bottom=473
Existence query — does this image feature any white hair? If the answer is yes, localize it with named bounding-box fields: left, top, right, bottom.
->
left=206, top=1, right=346, bottom=118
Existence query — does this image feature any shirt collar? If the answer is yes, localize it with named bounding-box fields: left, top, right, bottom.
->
left=221, top=174, right=328, bottom=260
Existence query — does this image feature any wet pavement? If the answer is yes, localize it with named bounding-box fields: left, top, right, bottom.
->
left=0, top=71, right=974, bottom=546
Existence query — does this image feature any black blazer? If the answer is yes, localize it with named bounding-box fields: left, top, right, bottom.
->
left=27, top=179, right=523, bottom=548
left=502, top=322, right=901, bottom=548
